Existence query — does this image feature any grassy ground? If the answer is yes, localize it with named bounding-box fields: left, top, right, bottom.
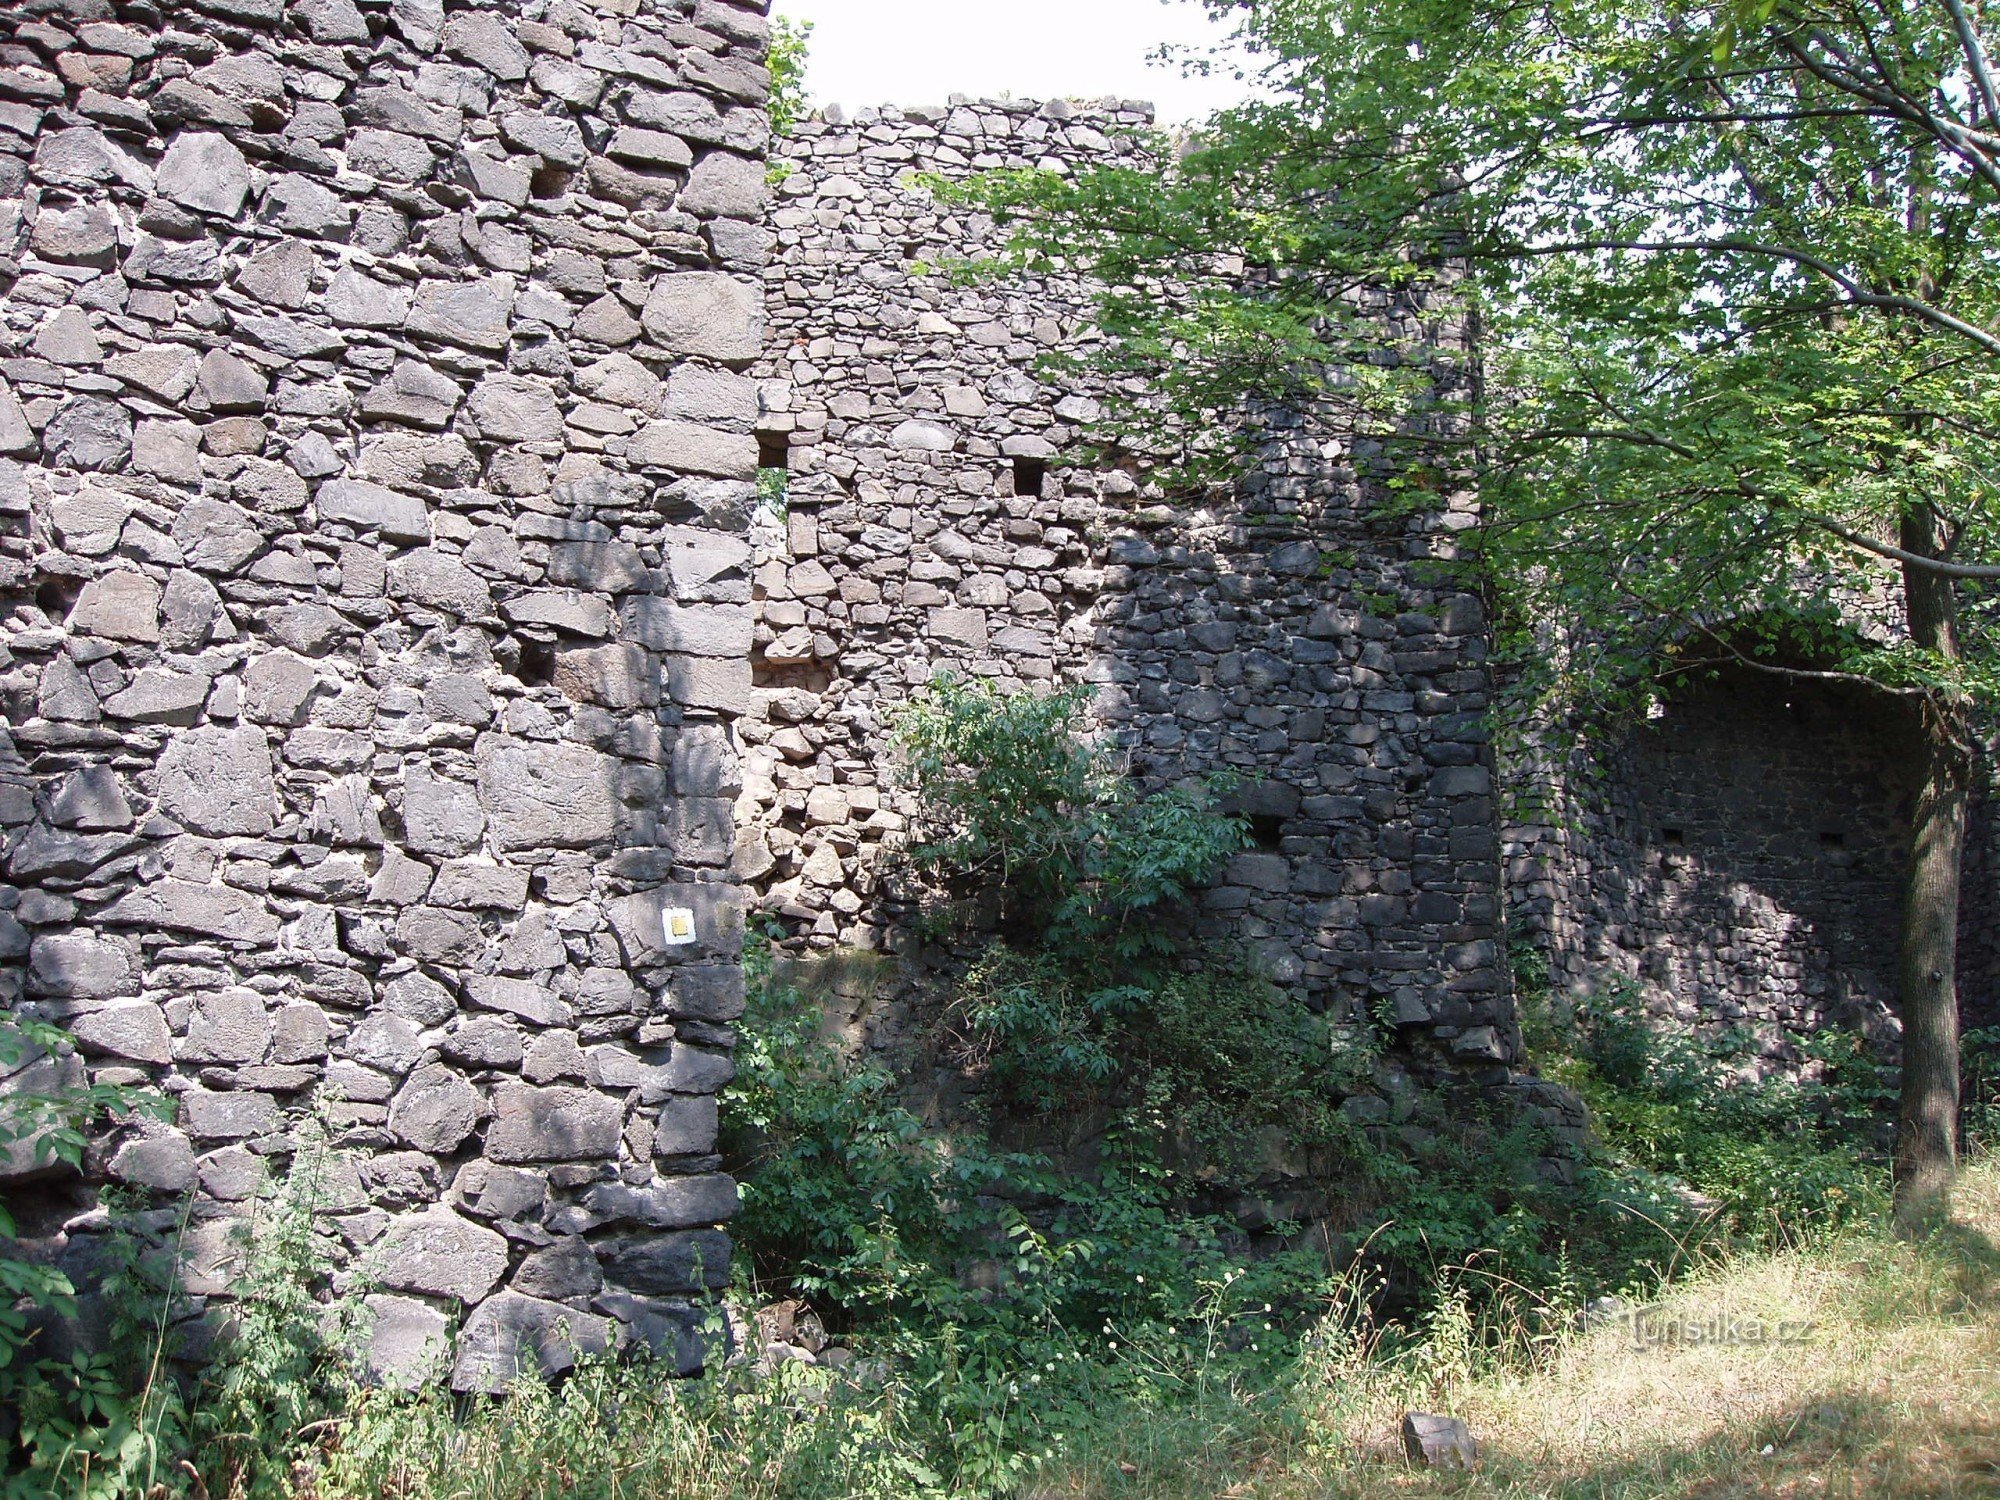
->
left=1035, top=1160, right=2000, bottom=1500
left=311, top=1160, right=2000, bottom=1500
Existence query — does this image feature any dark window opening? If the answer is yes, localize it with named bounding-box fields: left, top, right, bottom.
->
left=757, top=441, right=790, bottom=523
left=1820, top=830, right=1847, bottom=850
left=514, top=640, right=556, bottom=687
left=35, top=578, right=80, bottom=623
left=1661, top=827, right=1685, bottom=846
left=529, top=164, right=572, bottom=200
left=1012, top=456, right=1046, bottom=498
left=903, top=241, right=923, bottom=261
left=1248, top=813, right=1287, bottom=852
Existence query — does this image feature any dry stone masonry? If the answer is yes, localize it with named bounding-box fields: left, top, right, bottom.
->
left=0, top=0, right=769, bottom=1388
left=3, top=0, right=1966, bottom=1388
left=745, top=99, right=1520, bottom=1074
left=1505, top=672, right=2000, bottom=1065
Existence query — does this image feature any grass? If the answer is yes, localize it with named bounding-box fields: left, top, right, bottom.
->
left=306, top=1159, right=2000, bottom=1500
left=1034, top=1158, right=2000, bottom=1500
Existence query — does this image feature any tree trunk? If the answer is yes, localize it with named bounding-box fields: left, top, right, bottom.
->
left=1894, top=509, right=1969, bottom=1233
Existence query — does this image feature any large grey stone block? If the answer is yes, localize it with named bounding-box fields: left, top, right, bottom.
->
left=627, top=420, right=758, bottom=478
left=182, top=988, right=272, bottom=1065
left=583, top=1174, right=737, bottom=1229
left=388, top=1065, right=483, bottom=1154
left=452, top=1292, right=615, bottom=1393
left=640, top=272, right=762, bottom=363
left=597, top=1229, right=731, bottom=1296
left=474, top=738, right=619, bottom=852
left=155, top=131, right=249, bottom=215
left=361, top=1294, right=452, bottom=1390
left=375, top=1208, right=509, bottom=1303
left=28, top=934, right=135, bottom=1000
left=156, top=726, right=276, bottom=837
left=70, top=1000, right=170, bottom=1063
left=315, top=478, right=431, bottom=542
left=678, top=150, right=767, bottom=218
left=483, top=1083, right=622, bottom=1163
left=401, top=762, right=486, bottom=857
left=68, top=571, right=160, bottom=642
left=101, top=881, right=280, bottom=943
left=406, top=275, right=516, bottom=352
left=110, top=1130, right=197, bottom=1192
left=180, top=1088, right=282, bottom=1141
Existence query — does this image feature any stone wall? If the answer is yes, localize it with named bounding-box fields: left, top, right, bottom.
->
left=1504, top=672, right=1929, bottom=1063
left=0, top=0, right=766, bottom=1388
left=744, top=99, right=1519, bottom=1074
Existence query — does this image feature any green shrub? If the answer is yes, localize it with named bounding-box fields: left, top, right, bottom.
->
left=0, top=1020, right=186, bottom=1499
left=724, top=937, right=1027, bottom=1318
left=953, top=946, right=1359, bottom=1179
left=1534, top=980, right=1890, bottom=1240
left=766, top=13, right=813, bottom=137
left=187, top=1116, right=371, bottom=1500
left=891, top=676, right=1248, bottom=963
left=0, top=1030, right=370, bottom=1500
left=724, top=942, right=1345, bottom=1339
left=1963, top=1025, right=2000, bottom=1152
left=888, top=675, right=1332, bottom=1185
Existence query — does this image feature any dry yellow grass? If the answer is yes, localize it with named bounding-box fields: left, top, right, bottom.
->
left=1042, top=1161, right=2000, bottom=1500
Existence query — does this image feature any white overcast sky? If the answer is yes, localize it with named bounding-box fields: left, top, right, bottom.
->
left=775, top=0, right=1256, bottom=124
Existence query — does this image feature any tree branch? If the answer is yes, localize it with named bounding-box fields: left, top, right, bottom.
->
left=1814, top=517, right=2000, bottom=576
left=1496, top=236, right=2000, bottom=358
left=1940, top=0, right=2000, bottom=125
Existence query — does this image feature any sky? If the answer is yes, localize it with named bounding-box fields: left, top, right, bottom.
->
left=775, top=0, right=1257, bottom=125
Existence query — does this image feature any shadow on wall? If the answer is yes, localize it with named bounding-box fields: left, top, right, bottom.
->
left=775, top=404, right=1512, bottom=1069
left=1077, top=410, right=1510, bottom=1061
left=1552, top=667, right=1929, bottom=1061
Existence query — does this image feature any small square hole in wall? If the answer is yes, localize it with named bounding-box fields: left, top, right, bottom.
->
left=1012, top=456, right=1046, bottom=497
left=903, top=241, right=924, bottom=261
left=759, top=435, right=790, bottom=471
left=513, top=640, right=555, bottom=687
left=529, top=164, right=573, bottom=200
left=1248, top=813, right=1287, bottom=852
left=35, top=578, right=80, bottom=623
left=1661, top=827, right=1685, bottom=847
left=1820, top=830, right=1847, bottom=851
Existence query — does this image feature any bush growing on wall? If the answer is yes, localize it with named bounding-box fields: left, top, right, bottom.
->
left=1521, top=976, right=1892, bottom=1242
left=0, top=1031, right=378, bottom=1500
left=891, top=677, right=1249, bottom=963
left=722, top=940, right=1345, bottom=1339
left=0, top=1020, right=187, bottom=1498
left=725, top=675, right=1903, bottom=1407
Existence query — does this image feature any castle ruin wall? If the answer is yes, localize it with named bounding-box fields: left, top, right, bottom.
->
left=746, top=99, right=1521, bottom=1075
left=0, top=0, right=767, bottom=1388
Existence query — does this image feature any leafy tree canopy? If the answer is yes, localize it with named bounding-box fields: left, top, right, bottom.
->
left=961, top=0, right=2000, bottom=1223
left=965, top=0, right=2000, bottom=713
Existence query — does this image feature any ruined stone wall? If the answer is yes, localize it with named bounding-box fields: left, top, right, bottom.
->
left=745, top=99, right=1518, bottom=1074
left=0, top=0, right=766, bottom=1388
left=1503, top=673, right=1925, bottom=1064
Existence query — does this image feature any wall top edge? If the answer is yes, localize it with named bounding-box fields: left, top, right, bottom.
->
left=802, top=96, right=1160, bottom=129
